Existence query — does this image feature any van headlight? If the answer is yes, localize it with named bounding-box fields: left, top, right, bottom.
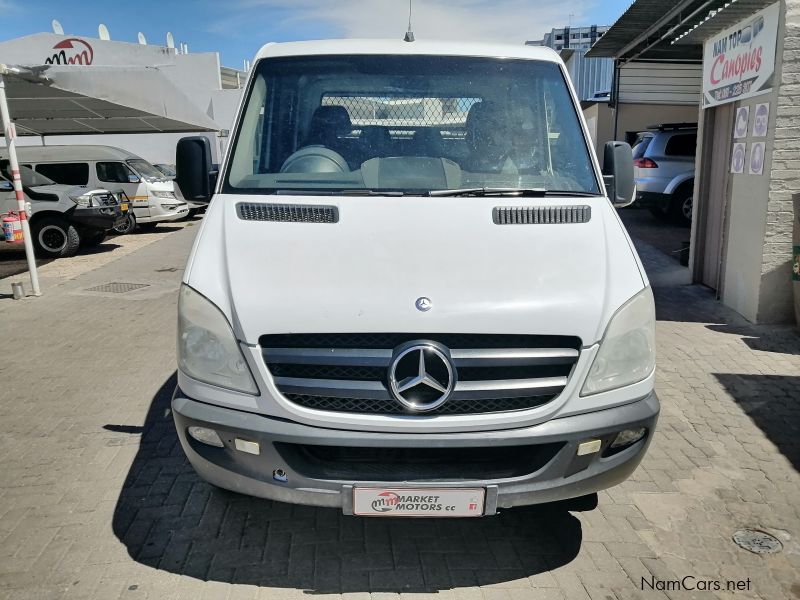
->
left=70, top=194, right=93, bottom=207
left=582, top=287, right=656, bottom=395
left=177, top=285, right=258, bottom=394
left=153, top=191, right=176, bottom=199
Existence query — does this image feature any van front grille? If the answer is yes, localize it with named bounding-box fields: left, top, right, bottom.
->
left=273, top=442, right=565, bottom=481
left=261, top=333, right=581, bottom=416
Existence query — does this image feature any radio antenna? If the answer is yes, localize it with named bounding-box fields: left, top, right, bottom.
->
left=404, top=0, right=415, bottom=42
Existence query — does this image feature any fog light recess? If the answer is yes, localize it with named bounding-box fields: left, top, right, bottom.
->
left=188, top=426, right=224, bottom=447
left=610, top=427, right=647, bottom=449
left=235, top=438, right=260, bottom=455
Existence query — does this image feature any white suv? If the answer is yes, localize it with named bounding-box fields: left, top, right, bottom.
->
left=171, top=40, right=659, bottom=517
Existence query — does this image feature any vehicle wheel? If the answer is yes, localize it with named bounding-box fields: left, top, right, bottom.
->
left=32, top=216, right=81, bottom=258
left=670, top=191, right=693, bottom=226
left=113, top=212, right=137, bottom=235
left=81, top=230, right=107, bottom=247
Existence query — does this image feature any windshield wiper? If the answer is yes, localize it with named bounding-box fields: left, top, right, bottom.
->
left=428, top=187, right=602, bottom=197
left=429, top=187, right=546, bottom=197
left=275, top=189, right=404, bottom=196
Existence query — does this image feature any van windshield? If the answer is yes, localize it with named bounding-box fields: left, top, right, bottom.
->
left=127, top=159, right=168, bottom=181
left=224, top=55, right=600, bottom=195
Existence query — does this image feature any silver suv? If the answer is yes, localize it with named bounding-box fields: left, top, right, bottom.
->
left=632, top=123, right=696, bottom=225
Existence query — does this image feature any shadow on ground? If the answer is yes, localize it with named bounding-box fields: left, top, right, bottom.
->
left=706, top=324, right=800, bottom=355
left=110, top=375, right=585, bottom=593
left=652, top=284, right=740, bottom=324
left=714, top=373, right=800, bottom=471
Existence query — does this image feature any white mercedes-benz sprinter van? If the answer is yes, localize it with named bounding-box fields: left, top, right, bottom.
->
left=172, top=40, right=658, bottom=517
left=11, top=145, right=189, bottom=233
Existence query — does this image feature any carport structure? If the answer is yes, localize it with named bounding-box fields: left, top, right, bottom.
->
left=590, top=0, right=796, bottom=324
left=0, top=62, right=219, bottom=296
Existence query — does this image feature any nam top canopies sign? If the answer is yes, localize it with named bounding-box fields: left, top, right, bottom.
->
left=703, top=2, right=780, bottom=107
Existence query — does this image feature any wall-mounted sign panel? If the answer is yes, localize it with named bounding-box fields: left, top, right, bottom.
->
left=702, top=2, right=780, bottom=107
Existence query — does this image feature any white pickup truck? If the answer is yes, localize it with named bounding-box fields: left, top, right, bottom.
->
left=171, top=39, right=659, bottom=517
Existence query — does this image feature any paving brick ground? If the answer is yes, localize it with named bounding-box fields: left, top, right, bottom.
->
left=0, top=222, right=798, bottom=600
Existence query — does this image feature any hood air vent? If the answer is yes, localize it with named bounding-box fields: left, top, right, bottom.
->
left=237, top=203, right=339, bottom=223
left=493, top=205, right=591, bottom=225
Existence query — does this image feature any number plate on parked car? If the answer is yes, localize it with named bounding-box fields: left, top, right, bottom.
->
left=353, top=488, right=485, bottom=517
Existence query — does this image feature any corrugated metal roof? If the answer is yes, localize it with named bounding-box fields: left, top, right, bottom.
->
left=586, top=0, right=674, bottom=57
left=674, top=0, right=776, bottom=45
left=586, top=0, right=740, bottom=60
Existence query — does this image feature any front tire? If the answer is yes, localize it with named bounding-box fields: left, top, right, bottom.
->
left=670, top=191, right=693, bottom=226
left=32, top=216, right=81, bottom=258
left=113, top=212, right=137, bottom=234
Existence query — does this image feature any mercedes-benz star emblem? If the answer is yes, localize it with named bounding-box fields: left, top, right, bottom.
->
left=415, top=297, right=432, bottom=312
left=388, top=342, right=456, bottom=412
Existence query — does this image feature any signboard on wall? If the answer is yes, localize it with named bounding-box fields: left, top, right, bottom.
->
left=702, top=2, right=780, bottom=107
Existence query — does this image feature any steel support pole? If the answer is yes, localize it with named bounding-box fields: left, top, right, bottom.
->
left=0, top=67, right=41, bottom=296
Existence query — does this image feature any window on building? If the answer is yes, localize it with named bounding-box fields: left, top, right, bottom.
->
left=34, top=162, right=89, bottom=185
left=664, top=134, right=697, bottom=157
left=96, top=161, right=139, bottom=183
left=571, top=33, right=580, bottom=39
left=582, top=32, right=590, bottom=38
left=555, top=34, right=563, bottom=40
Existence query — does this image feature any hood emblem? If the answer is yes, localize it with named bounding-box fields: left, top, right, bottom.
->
left=388, top=342, right=456, bottom=412
left=415, top=297, right=432, bottom=312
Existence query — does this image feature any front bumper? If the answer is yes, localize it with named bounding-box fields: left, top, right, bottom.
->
left=172, top=389, right=659, bottom=514
left=136, top=199, right=190, bottom=223
left=635, top=190, right=670, bottom=210
left=71, top=206, right=126, bottom=230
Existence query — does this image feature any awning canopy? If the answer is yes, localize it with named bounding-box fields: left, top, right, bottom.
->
left=1, top=64, right=219, bottom=136
left=584, top=0, right=774, bottom=62
left=674, top=0, right=777, bottom=45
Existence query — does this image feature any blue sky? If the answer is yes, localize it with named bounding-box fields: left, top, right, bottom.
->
left=0, top=0, right=631, bottom=68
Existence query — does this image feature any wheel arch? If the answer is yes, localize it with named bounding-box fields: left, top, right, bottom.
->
left=666, top=175, right=695, bottom=197
left=28, top=209, right=74, bottom=226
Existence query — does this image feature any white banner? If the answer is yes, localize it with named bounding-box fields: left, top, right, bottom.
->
left=702, top=2, right=780, bottom=107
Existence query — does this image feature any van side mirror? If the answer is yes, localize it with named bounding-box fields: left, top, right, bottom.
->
left=176, top=136, right=217, bottom=204
left=0, top=180, right=13, bottom=191
left=602, top=141, right=636, bottom=207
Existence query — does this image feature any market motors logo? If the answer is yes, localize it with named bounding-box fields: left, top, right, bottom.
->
left=371, top=491, right=400, bottom=512
left=44, top=38, right=94, bottom=65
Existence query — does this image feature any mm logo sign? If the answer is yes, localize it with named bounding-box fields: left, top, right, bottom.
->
left=45, top=38, right=94, bottom=65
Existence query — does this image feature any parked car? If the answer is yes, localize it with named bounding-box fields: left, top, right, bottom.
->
left=2, top=145, right=189, bottom=234
left=632, top=123, right=697, bottom=225
left=153, top=163, right=176, bottom=179
left=171, top=39, right=658, bottom=517
left=0, top=161, right=127, bottom=257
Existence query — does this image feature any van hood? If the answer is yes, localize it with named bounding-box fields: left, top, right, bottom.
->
left=29, top=183, right=82, bottom=196
left=186, top=194, right=646, bottom=346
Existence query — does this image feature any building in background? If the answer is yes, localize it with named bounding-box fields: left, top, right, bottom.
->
left=0, top=31, right=247, bottom=164
left=527, top=25, right=613, bottom=101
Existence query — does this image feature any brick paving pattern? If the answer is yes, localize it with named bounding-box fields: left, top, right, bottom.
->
left=0, top=224, right=798, bottom=599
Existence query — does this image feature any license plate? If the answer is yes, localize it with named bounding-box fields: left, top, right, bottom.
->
left=120, top=203, right=128, bottom=211
left=353, top=487, right=485, bottom=517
